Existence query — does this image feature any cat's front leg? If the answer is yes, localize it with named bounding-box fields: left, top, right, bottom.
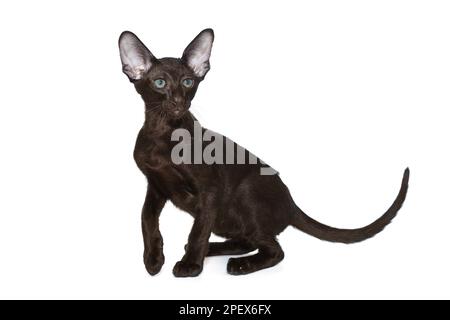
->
left=142, top=183, right=166, bottom=275
left=173, top=192, right=216, bottom=277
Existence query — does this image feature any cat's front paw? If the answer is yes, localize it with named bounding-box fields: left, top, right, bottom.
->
left=144, top=252, right=165, bottom=276
left=172, top=261, right=202, bottom=277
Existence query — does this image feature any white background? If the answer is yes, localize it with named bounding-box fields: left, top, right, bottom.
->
left=0, top=0, right=449, bottom=299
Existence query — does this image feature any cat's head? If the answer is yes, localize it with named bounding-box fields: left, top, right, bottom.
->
left=119, top=29, right=214, bottom=119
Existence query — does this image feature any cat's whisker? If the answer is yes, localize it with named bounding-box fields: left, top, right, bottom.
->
left=145, top=104, right=162, bottom=115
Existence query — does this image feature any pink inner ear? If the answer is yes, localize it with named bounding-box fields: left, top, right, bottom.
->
left=124, top=64, right=149, bottom=80
left=183, top=31, right=213, bottom=77
left=119, top=32, right=153, bottom=80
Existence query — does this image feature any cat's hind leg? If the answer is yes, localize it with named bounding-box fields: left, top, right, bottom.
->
left=226, top=238, right=284, bottom=275
left=207, top=239, right=256, bottom=256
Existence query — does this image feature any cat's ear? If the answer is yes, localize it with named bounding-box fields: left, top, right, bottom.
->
left=119, top=31, right=156, bottom=82
left=182, top=29, right=214, bottom=78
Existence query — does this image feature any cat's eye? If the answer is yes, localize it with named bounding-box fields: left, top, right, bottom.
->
left=154, top=79, right=166, bottom=89
left=182, top=78, right=194, bottom=88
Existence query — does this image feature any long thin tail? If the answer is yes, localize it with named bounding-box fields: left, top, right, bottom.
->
left=291, top=168, right=410, bottom=244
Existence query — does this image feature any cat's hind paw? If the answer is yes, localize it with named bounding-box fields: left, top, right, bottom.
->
left=227, top=257, right=254, bottom=275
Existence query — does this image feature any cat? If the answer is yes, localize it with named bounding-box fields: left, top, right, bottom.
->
left=118, top=28, right=409, bottom=277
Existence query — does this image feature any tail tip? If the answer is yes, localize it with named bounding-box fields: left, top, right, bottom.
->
left=403, top=167, right=410, bottom=181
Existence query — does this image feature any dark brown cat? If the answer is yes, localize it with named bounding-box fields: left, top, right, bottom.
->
left=118, top=28, right=409, bottom=277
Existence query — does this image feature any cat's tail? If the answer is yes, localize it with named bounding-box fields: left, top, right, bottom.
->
left=291, top=168, right=409, bottom=244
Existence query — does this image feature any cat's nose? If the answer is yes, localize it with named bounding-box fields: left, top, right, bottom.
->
left=173, top=96, right=184, bottom=104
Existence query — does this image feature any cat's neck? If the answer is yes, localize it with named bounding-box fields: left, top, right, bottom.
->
left=143, top=110, right=197, bottom=137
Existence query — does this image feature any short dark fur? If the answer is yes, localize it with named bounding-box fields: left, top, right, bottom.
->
left=119, top=29, right=409, bottom=277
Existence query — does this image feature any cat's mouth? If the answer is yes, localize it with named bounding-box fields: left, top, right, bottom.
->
left=170, top=109, right=188, bottom=119
left=165, top=101, right=190, bottom=119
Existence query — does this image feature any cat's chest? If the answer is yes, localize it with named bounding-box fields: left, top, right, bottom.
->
left=134, top=139, right=169, bottom=173
left=134, top=126, right=171, bottom=165
left=134, top=134, right=198, bottom=206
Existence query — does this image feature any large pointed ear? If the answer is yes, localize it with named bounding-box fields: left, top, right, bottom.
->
left=181, top=29, right=214, bottom=78
left=119, top=31, right=156, bottom=82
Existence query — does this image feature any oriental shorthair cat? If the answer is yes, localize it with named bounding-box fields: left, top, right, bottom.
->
left=118, top=28, right=409, bottom=277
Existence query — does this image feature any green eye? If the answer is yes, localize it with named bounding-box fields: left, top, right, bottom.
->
left=182, top=78, right=194, bottom=88
left=154, top=79, right=166, bottom=89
